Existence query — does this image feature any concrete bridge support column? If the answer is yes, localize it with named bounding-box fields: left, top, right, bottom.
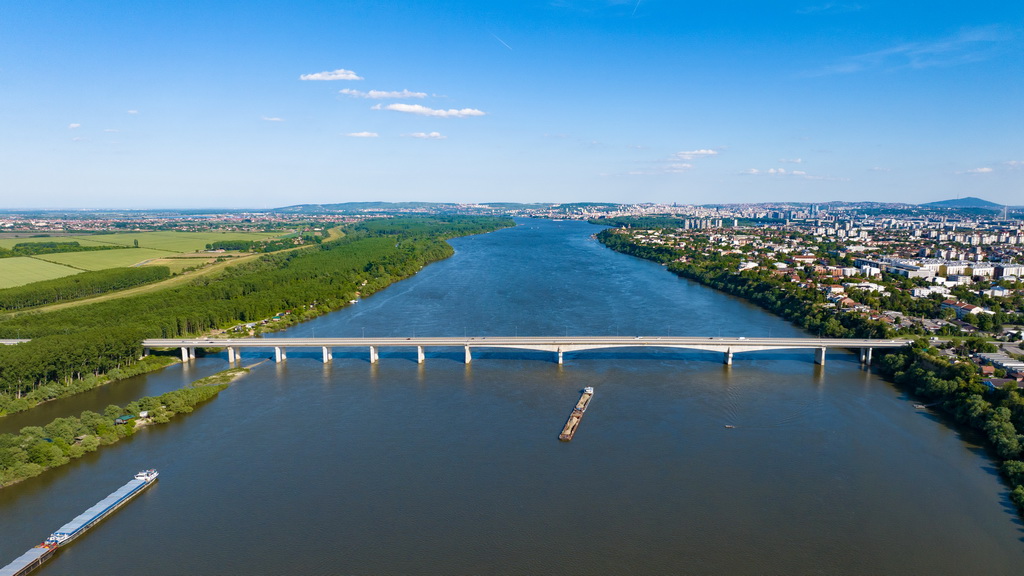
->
left=143, top=347, right=150, bottom=358
left=181, top=347, right=189, bottom=362
left=464, top=345, right=472, bottom=364
left=322, top=347, right=332, bottom=364
left=815, top=347, right=826, bottom=366
left=228, top=347, right=236, bottom=364
left=369, top=346, right=378, bottom=364
left=417, top=346, right=425, bottom=364
left=189, top=347, right=196, bottom=360
left=557, top=349, right=564, bottom=365
left=862, top=348, right=872, bottom=365
left=723, top=349, right=733, bottom=365
left=274, top=347, right=286, bottom=363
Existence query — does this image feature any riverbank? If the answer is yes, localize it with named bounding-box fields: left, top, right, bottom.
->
left=596, top=227, right=1024, bottom=518
left=0, top=369, right=237, bottom=488
left=0, top=355, right=180, bottom=418
left=0, top=216, right=513, bottom=413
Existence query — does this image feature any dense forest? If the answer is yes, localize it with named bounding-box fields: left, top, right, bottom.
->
left=0, top=216, right=512, bottom=411
left=0, top=266, right=171, bottom=311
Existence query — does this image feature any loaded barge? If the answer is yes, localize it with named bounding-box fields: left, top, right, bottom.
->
left=0, top=470, right=158, bottom=576
left=559, top=387, right=594, bottom=441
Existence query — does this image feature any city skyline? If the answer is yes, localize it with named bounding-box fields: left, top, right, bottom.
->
left=2, top=0, right=1021, bottom=208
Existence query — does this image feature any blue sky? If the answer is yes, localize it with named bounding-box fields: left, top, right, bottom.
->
left=2, top=0, right=1021, bottom=208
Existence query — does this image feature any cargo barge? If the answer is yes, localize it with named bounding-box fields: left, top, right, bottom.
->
left=559, top=387, right=594, bottom=441
left=0, top=470, right=158, bottom=576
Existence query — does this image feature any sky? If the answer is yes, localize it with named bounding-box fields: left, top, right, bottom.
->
left=1, top=0, right=1022, bottom=208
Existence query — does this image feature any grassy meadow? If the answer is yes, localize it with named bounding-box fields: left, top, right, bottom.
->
left=0, top=231, right=286, bottom=289
left=33, top=248, right=172, bottom=271
left=0, top=257, right=79, bottom=289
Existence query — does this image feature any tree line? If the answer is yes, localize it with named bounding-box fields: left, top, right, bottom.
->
left=599, top=227, right=1024, bottom=517
left=0, top=216, right=512, bottom=406
left=878, top=344, right=1024, bottom=513
left=0, top=241, right=128, bottom=258
left=0, top=266, right=170, bottom=311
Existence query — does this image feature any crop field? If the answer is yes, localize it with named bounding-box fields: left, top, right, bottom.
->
left=0, top=257, right=80, bottom=289
left=144, top=256, right=218, bottom=274
left=0, top=231, right=284, bottom=252
left=32, top=248, right=177, bottom=271
left=0, top=235, right=113, bottom=249
left=77, top=231, right=284, bottom=252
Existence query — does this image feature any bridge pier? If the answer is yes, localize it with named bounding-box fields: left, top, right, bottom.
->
left=228, top=347, right=236, bottom=364
left=815, top=347, right=826, bottom=366
left=464, top=345, right=472, bottom=364
left=322, top=346, right=332, bottom=364
left=860, top=347, right=873, bottom=365
left=417, top=346, right=424, bottom=364
left=557, top=349, right=563, bottom=365
left=369, top=346, right=378, bottom=364
left=274, top=347, right=286, bottom=363
left=723, top=349, right=733, bottom=365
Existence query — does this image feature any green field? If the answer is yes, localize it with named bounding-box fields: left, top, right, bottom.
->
left=0, top=231, right=284, bottom=252
left=33, top=248, right=180, bottom=271
left=0, top=257, right=80, bottom=289
left=0, top=231, right=290, bottom=288
left=0, top=236, right=113, bottom=249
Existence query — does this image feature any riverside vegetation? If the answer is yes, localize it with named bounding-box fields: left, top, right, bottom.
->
left=597, top=227, right=1024, bottom=517
left=0, top=377, right=230, bottom=487
left=0, top=216, right=512, bottom=416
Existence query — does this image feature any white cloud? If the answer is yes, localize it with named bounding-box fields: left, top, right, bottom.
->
left=300, top=68, right=363, bottom=81
left=674, top=149, right=718, bottom=160
left=868, top=166, right=891, bottom=172
left=127, top=110, right=139, bottom=115
left=347, top=131, right=379, bottom=138
left=1004, top=161, right=1023, bottom=168
left=960, top=167, right=994, bottom=174
left=779, top=158, right=803, bottom=164
left=68, top=123, right=81, bottom=129
left=261, top=116, right=285, bottom=122
left=408, top=132, right=446, bottom=139
left=664, top=163, right=693, bottom=173
left=372, top=103, right=485, bottom=118
left=104, top=128, right=120, bottom=133
left=341, top=89, right=427, bottom=99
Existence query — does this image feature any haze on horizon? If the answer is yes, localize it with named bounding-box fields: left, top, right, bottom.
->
left=2, top=1, right=1021, bottom=209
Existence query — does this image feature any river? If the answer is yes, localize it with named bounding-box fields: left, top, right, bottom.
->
left=1, top=219, right=1021, bottom=574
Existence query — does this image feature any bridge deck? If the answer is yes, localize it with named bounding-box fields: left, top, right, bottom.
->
left=144, top=336, right=909, bottom=351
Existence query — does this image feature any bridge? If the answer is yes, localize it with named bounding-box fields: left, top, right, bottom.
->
left=142, top=336, right=910, bottom=366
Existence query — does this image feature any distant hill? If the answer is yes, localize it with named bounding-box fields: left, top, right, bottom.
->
left=274, top=202, right=458, bottom=213
left=922, top=197, right=1002, bottom=209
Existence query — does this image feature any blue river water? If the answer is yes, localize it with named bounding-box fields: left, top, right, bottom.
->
left=1, top=219, right=1022, bottom=574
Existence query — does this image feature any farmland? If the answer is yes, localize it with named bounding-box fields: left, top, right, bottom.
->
left=33, top=248, right=174, bottom=271
left=0, top=231, right=288, bottom=289
left=0, top=257, right=79, bottom=289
